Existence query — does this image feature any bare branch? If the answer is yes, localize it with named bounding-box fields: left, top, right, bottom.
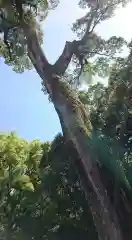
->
left=53, top=40, right=77, bottom=75
left=28, top=50, right=45, bottom=79
left=76, top=12, right=90, bottom=25
left=22, top=21, right=77, bottom=79
left=89, top=50, right=112, bottom=57
left=22, top=22, right=50, bottom=70
left=81, top=9, right=97, bottom=44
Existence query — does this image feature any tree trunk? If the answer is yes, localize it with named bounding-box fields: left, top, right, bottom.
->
left=22, top=23, right=123, bottom=240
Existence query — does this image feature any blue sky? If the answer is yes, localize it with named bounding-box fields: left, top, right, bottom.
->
left=0, top=0, right=132, bottom=142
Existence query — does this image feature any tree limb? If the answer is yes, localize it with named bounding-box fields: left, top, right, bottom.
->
left=22, top=22, right=50, bottom=70
left=53, top=41, right=77, bottom=75
left=23, top=0, right=124, bottom=84
left=52, top=1, right=120, bottom=74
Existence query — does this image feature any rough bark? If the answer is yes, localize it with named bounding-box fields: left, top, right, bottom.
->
left=22, top=22, right=123, bottom=240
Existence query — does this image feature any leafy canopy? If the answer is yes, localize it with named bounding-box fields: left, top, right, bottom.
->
left=0, top=0, right=130, bottom=85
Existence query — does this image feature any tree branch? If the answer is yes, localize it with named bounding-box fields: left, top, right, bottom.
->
left=81, top=10, right=96, bottom=44
left=22, top=2, right=116, bottom=80
left=52, top=1, right=120, bottom=74
left=89, top=50, right=112, bottom=57
left=23, top=0, right=123, bottom=82
left=22, top=22, right=51, bottom=71
left=53, top=40, right=77, bottom=75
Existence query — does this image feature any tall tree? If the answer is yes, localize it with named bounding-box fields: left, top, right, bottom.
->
left=0, top=0, right=130, bottom=239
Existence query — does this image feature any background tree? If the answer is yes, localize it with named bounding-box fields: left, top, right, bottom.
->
left=78, top=47, right=132, bottom=239
left=0, top=132, right=97, bottom=240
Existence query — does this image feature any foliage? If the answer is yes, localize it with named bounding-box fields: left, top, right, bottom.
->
left=70, top=0, right=129, bottom=86
left=0, top=132, right=98, bottom=240
left=2, top=60, right=132, bottom=239
left=0, top=0, right=58, bottom=71
left=78, top=47, right=132, bottom=197
left=0, top=0, right=130, bottom=83
left=1, top=0, right=132, bottom=239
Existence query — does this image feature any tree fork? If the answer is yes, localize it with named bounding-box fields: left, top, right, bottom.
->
left=23, top=22, right=123, bottom=240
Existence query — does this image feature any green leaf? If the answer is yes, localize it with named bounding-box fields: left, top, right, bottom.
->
left=22, top=182, right=34, bottom=191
